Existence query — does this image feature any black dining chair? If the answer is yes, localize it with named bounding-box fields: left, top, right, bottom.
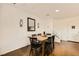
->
left=44, top=37, right=52, bottom=56
left=51, top=35, right=55, bottom=50
left=29, top=37, right=42, bottom=56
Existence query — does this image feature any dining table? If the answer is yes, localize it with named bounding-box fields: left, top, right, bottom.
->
left=28, top=35, right=48, bottom=56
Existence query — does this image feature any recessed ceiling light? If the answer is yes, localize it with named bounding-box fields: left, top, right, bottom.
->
left=56, top=10, right=60, bottom=12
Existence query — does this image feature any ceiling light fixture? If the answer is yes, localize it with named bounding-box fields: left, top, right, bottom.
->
left=56, top=9, right=60, bottom=12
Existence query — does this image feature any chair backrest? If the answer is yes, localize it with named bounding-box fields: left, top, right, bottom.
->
left=46, top=33, right=51, bottom=37
left=32, top=34, right=37, bottom=37
left=46, top=37, right=52, bottom=44
left=51, top=35, right=55, bottom=43
left=37, top=33, right=41, bottom=36
left=46, top=35, right=55, bottom=44
left=46, top=33, right=51, bottom=35
left=29, top=37, right=38, bottom=45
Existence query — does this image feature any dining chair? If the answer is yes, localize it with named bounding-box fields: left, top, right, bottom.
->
left=51, top=35, right=55, bottom=50
left=44, top=37, right=52, bottom=56
left=29, top=37, right=42, bottom=56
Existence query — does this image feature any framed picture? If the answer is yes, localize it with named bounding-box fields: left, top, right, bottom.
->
left=27, top=17, right=36, bottom=31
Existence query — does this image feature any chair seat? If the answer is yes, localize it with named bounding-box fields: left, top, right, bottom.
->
left=32, top=44, right=41, bottom=48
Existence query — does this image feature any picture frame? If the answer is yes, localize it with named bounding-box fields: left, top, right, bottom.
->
left=27, top=17, right=36, bottom=31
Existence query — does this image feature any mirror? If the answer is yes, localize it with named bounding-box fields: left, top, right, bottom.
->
left=27, top=17, right=35, bottom=31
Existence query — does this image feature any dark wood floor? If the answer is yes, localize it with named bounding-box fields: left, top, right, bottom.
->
left=2, top=41, right=79, bottom=56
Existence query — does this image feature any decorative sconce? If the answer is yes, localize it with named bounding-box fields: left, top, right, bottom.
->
left=37, top=23, right=39, bottom=28
left=20, top=19, right=23, bottom=27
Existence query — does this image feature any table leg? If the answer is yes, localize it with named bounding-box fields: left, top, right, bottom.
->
left=41, top=41, right=45, bottom=56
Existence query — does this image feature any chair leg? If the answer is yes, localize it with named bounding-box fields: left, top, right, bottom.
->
left=53, top=43, right=55, bottom=50
left=29, top=48, right=33, bottom=56
left=29, top=48, right=31, bottom=56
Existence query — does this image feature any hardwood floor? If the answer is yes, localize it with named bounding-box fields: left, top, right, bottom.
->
left=52, top=41, right=79, bottom=56
left=2, top=41, right=79, bottom=56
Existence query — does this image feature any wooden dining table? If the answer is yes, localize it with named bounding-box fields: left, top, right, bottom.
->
left=28, top=35, right=48, bottom=56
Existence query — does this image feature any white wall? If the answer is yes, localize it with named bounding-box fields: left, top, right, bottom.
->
left=54, top=16, right=79, bottom=42
left=2, top=3, right=79, bottom=55
left=0, top=4, right=53, bottom=55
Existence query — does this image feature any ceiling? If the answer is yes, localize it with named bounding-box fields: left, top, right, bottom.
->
left=15, top=3, right=79, bottom=20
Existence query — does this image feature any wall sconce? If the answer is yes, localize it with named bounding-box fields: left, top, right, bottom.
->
left=20, top=19, right=23, bottom=27
left=37, top=23, right=39, bottom=28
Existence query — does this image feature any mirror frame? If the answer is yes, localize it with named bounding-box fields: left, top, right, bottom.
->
left=27, top=17, right=36, bottom=31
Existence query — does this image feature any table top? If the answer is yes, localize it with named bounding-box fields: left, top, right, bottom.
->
left=28, top=35, right=48, bottom=41
left=37, top=35, right=48, bottom=41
